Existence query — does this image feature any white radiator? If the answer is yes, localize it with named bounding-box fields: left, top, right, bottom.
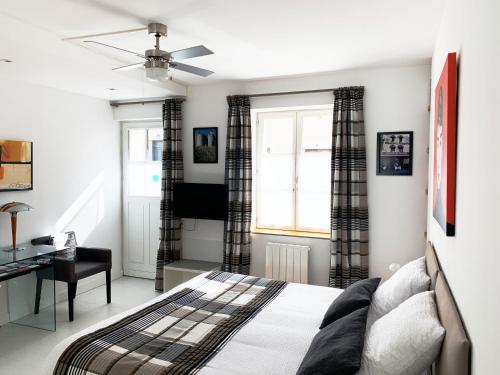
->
left=265, top=242, right=310, bottom=284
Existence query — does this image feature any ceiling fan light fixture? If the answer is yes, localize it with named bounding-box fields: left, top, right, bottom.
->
left=145, top=60, right=168, bottom=81
left=145, top=67, right=168, bottom=81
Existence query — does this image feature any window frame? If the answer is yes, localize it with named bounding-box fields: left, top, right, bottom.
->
left=122, top=122, right=163, bottom=198
left=255, top=108, right=332, bottom=235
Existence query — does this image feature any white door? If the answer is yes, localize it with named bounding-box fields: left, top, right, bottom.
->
left=122, top=122, right=163, bottom=279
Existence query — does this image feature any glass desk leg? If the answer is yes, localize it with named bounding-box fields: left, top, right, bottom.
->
left=7, top=262, right=56, bottom=331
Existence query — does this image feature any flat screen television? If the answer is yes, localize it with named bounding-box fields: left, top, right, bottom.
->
left=173, top=183, right=228, bottom=221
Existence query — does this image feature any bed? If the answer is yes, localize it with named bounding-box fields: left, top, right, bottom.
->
left=424, top=243, right=471, bottom=375
left=44, top=243, right=470, bottom=375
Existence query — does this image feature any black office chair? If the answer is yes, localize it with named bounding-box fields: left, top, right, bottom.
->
left=33, top=233, right=112, bottom=321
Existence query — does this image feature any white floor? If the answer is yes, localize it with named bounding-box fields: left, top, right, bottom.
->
left=0, top=276, right=159, bottom=374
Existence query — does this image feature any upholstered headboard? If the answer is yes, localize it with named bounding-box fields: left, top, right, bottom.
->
left=425, top=242, right=471, bottom=375
left=425, top=242, right=440, bottom=289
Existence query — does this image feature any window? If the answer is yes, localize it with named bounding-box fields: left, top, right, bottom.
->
left=127, top=127, right=163, bottom=197
left=256, top=108, right=333, bottom=234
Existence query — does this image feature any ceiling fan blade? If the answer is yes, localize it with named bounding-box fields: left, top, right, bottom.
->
left=84, top=40, right=145, bottom=58
left=170, top=62, right=214, bottom=77
left=113, top=62, right=144, bottom=71
left=62, top=27, right=147, bottom=41
left=170, top=45, right=214, bottom=60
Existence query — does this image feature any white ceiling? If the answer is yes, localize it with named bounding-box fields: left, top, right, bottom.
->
left=0, top=0, right=444, bottom=100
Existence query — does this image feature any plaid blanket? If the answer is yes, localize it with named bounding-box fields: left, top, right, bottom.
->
left=53, top=272, right=287, bottom=375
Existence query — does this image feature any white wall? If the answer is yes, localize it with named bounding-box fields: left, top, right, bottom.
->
left=0, top=79, right=122, bottom=324
left=179, top=64, right=431, bottom=285
left=180, top=83, right=242, bottom=264
left=426, top=1, right=500, bottom=374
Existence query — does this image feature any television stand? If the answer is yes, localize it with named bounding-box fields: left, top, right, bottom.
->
left=163, top=259, right=221, bottom=291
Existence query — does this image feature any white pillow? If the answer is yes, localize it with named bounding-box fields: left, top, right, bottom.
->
left=359, top=291, right=445, bottom=375
left=368, top=257, right=430, bottom=325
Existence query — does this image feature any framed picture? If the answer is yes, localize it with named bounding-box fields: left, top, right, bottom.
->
left=0, top=140, right=33, bottom=191
left=376, top=132, right=413, bottom=176
left=433, top=52, right=458, bottom=237
left=193, top=127, right=218, bottom=163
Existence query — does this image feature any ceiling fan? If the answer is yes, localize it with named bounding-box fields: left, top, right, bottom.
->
left=84, top=23, right=214, bottom=81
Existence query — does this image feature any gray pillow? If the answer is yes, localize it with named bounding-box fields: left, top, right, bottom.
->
left=320, top=278, right=381, bottom=329
left=297, top=306, right=369, bottom=375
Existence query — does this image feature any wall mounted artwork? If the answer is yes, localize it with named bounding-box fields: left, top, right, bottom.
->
left=376, top=132, right=413, bottom=176
left=0, top=140, right=33, bottom=191
left=193, top=127, right=218, bottom=163
left=433, top=52, right=458, bottom=236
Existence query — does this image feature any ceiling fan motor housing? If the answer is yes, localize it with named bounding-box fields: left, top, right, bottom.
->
left=145, top=60, right=168, bottom=70
left=145, top=48, right=170, bottom=60
left=148, top=23, right=167, bottom=37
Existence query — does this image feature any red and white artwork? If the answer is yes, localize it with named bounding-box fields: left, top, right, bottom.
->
left=433, top=52, right=458, bottom=236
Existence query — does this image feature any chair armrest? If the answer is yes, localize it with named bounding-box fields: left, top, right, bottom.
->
left=76, top=247, right=112, bottom=267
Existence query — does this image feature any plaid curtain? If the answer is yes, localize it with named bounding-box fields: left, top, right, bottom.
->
left=155, top=98, right=184, bottom=291
left=223, top=96, right=252, bottom=274
left=330, top=87, right=369, bottom=288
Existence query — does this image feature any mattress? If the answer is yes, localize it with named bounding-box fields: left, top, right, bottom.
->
left=44, top=273, right=342, bottom=375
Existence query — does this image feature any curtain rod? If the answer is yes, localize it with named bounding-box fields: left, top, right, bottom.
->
left=109, top=88, right=334, bottom=107
left=246, top=88, right=335, bottom=98
left=109, top=97, right=186, bottom=107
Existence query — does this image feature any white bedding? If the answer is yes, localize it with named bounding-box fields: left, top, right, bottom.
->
left=44, top=273, right=342, bottom=375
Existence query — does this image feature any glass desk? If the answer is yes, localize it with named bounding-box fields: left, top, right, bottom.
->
left=0, top=243, right=61, bottom=331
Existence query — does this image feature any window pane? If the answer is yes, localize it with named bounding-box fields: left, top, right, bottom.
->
left=260, top=155, right=295, bottom=190
left=261, top=115, right=295, bottom=154
left=151, top=140, right=163, bottom=161
left=296, top=191, right=330, bottom=231
left=257, top=112, right=296, bottom=229
left=128, top=164, right=145, bottom=196
left=128, top=163, right=162, bottom=197
left=296, top=153, right=331, bottom=231
left=257, top=191, right=295, bottom=229
left=300, top=110, right=333, bottom=151
left=148, top=129, right=163, bottom=161
left=145, top=164, right=162, bottom=196
left=296, top=109, right=332, bottom=232
left=129, top=129, right=146, bottom=161
left=298, top=153, right=330, bottom=192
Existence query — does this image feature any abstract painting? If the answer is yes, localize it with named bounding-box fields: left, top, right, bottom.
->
left=433, top=52, right=458, bottom=236
left=0, top=140, right=33, bottom=191
left=193, top=127, right=218, bottom=163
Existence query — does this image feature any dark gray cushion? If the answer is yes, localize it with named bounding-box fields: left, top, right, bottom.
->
left=320, top=278, right=380, bottom=329
left=297, top=306, right=369, bottom=375
left=75, top=261, right=108, bottom=280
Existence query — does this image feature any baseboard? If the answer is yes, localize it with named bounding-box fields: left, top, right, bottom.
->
left=0, top=269, right=123, bottom=326
left=124, top=269, right=155, bottom=280
left=0, top=314, right=8, bottom=326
